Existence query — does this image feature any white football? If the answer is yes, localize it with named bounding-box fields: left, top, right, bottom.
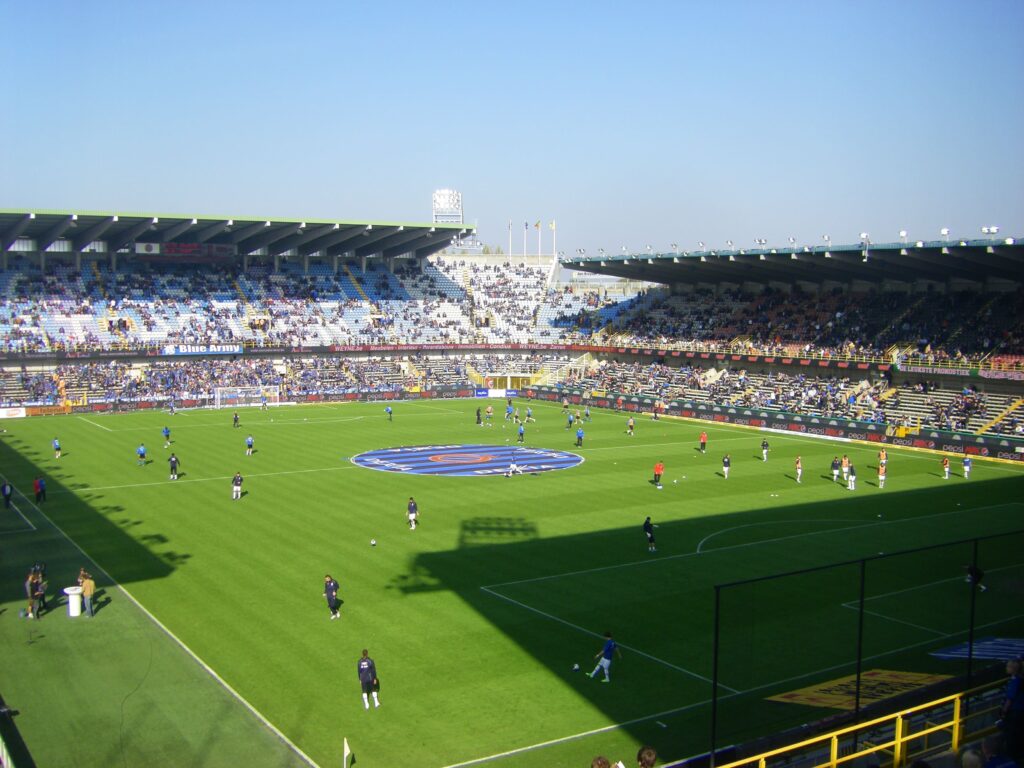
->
left=572, top=663, right=580, bottom=672
left=370, top=539, right=377, bottom=546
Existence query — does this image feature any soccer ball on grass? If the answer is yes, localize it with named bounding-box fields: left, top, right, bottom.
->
left=370, top=538, right=377, bottom=547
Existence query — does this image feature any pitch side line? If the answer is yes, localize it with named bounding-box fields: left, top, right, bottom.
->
left=51, top=464, right=359, bottom=494
left=10, top=487, right=322, bottom=768
left=483, top=502, right=1023, bottom=589
left=695, top=518, right=864, bottom=554
left=480, top=586, right=734, bottom=692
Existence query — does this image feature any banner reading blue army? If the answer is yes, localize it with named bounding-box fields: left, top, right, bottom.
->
left=351, top=444, right=584, bottom=476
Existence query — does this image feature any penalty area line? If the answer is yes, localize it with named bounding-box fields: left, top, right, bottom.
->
left=480, top=586, right=731, bottom=692
left=78, top=416, right=113, bottom=432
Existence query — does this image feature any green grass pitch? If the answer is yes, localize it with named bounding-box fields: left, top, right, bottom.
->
left=1, top=398, right=1022, bottom=768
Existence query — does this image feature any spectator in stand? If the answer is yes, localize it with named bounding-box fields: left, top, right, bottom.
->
left=999, top=658, right=1024, bottom=760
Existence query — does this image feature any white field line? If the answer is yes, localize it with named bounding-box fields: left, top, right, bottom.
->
left=840, top=562, right=1024, bottom=608
left=87, top=415, right=367, bottom=433
left=480, top=586, right=732, bottom=692
left=836, top=562, right=1024, bottom=636
left=0, top=478, right=38, bottom=532
left=77, top=416, right=113, bottom=431
left=842, top=606, right=947, bottom=636
left=696, top=518, right=864, bottom=554
left=483, top=502, right=1023, bottom=590
left=10, top=490, right=321, bottom=767
left=441, top=605, right=1024, bottom=768
left=51, top=464, right=358, bottom=494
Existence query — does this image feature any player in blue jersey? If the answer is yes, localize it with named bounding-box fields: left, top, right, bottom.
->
left=136, top=443, right=147, bottom=466
left=168, top=452, right=180, bottom=480
left=761, top=438, right=770, bottom=462
left=385, top=405, right=393, bottom=421
left=525, top=406, right=535, bottom=423
left=162, top=426, right=171, bottom=448
left=246, top=434, right=254, bottom=456
left=505, top=404, right=514, bottom=421
left=722, top=453, right=731, bottom=479
left=517, top=423, right=525, bottom=443
left=590, top=631, right=622, bottom=682
left=358, top=649, right=380, bottom=709
left=53, top=438, right=61, bottom=459
left=233, top=411, right=240, bottom=429
left=567, top=411, right=575, bottom=430
left=584, top=405, right=591, bottom=422
left=963, top=456, right=972, bottom=479
left=575, top=426, right=585, bottom=447
left=831, top=456, right=841, bottom=482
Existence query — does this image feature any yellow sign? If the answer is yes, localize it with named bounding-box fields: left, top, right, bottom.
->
left=767, top=669, right=951, bottom=710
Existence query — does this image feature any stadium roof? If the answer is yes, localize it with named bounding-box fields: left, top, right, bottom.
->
left=0, top=209, right=467, bottom=260
left=564, top=238, right=1023, bottom=286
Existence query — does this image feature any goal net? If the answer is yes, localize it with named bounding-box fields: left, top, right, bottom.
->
left=213, top=385, right=282, bottom=409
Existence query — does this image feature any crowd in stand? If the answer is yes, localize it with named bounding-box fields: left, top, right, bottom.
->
left=3, top=257, right=1023, bottom=368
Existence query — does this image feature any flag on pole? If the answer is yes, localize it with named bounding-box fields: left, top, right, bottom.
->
left=534, top=221, right=541, bottom=229
left=507, top=220, right=512, bottom=231
left=549, top=220, right=556, bottom=231
left=344, top=737, right=354, bottom=766
left=524, top=221, right=528, bottom=230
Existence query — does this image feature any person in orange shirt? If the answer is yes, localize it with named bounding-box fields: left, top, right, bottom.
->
left=626, top=416, right=635, bottom=436
left=841, top=455, right=850, bottom=483
left=942, top=456, right=950, bottom=479
left=699, top=431, right=708, bottom=454
left=878, top=448, right=887, bottom=467
left=878, top=462, right=887, bottom=489
left=795, top=456, right=803, bottom=484
left=653, top=461, right=664, bottom=487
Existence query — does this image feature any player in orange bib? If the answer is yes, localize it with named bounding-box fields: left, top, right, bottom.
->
left=878, top=462, right=886, bottom=489
left=795, top=456, right=802, bottom=484
left=841, top=455, right=850, bottom=483
left=942, top=456, right=950, bottom=479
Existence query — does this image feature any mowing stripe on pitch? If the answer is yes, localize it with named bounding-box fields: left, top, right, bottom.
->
left=9, top=487, right=322, bottom=768
left=484, top=502, right=1023, bottom=589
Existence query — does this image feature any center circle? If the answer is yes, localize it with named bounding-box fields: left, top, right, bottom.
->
left=351, top=444, right=585, bottom=477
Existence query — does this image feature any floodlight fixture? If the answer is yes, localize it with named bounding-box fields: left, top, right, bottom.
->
left=899, top=230, right=907, bottom=242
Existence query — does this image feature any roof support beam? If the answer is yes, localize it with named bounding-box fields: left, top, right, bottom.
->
left=230, top=220, right=271, bottom=244
left=238, top=224, right=305, bottom=255
left=2, top=212, right=36, bottom=252
left=106, top=218, right=156, bottom=254
left=37, top=214, right=77, bottom=252
left=72, top=216, right=117, bottom=252
left=299, top=226, right=364, bottom=256
left=158, top=218, right=197, bottom=242
left=351, top=226, right=403, bottom=258
left=267, top=223, right=336, bottom=256
left=381, top=228, right=437, bottom=258
left=194, top=219, right=231, bottom=243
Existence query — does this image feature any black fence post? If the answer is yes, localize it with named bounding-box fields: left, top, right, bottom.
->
left=966, top=538, right=979, bottom=690
left=710, top=584, right=721, bottom=767
left=854, top=558, right=867, bottom=731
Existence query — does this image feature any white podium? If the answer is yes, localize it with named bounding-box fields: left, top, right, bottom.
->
left=64, top=586, right=83, bottom=617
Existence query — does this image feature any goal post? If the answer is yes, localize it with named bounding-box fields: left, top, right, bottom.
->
left=213, top=385, right=282, bottom=409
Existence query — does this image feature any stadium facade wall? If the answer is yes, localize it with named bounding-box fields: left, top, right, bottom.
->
left=521, top=385, right=1024, bottom=463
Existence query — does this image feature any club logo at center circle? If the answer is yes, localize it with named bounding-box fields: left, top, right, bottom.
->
left=351, top=444, right=584, bottom=476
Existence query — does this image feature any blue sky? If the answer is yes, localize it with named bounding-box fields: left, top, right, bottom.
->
left=2, top=0, right=1022, bottom=256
